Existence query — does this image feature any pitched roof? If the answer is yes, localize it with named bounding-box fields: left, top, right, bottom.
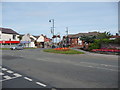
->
left=0, top=27, right=19, bottom=35
left=33, top=35, right=40, bottom=39
left=110, top=35, right=120, bottom=38
left=67, top=32, right=101, bottom=38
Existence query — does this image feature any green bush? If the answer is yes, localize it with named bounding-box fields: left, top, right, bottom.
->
left=113, top=38, right=120, bottom=44
left=88, top=43, right=100, bottom=51
left=88, top=38, right=118, bottom=51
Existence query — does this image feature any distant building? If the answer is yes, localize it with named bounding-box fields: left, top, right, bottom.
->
left=62, top=32, right=101, bottom=48
left=20, top=33, right=36, bottom=47
left=109, top=35, right=120, bottom=40
left=36, top=34, right=51, bottom=48
left=0, top=27, right=52, bottom=48
left=0, top=27, right=20, bottom=48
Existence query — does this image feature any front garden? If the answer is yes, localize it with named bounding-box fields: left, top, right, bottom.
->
left=80, top=32, right=120, bottom=55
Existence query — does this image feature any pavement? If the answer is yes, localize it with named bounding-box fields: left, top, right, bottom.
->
left=72, top=48, right=119, bottom=57
left=1, top=48, right=119, bottom=88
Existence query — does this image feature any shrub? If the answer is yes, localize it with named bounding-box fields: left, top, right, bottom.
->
left=88, top=43, right=100, bottom=51
left=88, top=39, right=116, bottom=51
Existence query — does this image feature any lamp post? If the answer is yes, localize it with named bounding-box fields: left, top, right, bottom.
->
left=49, top=19, right=55, bottom=45
left=66, top=27, right=69, bottom=47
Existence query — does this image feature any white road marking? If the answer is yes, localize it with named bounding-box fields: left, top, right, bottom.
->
left=13, top=73, right=22, bottom=77
left=0, top=72, right=4, bottom=75
left=3, top=75, right=12, bottom=79
left=87, top=66, right=93, bottom=67
left=0, top=67, right=23, bottom=82
left=100, top=64, right=118, bottom=67
left=36, top=82, right=46, bottom=87
left=0, top=76, right=22, bottom=82
left=2, top=68, right=7, bottom=71
left=96, top=67, right=118, bottom=72
left=101, top=64, right=108, bottom=67
left=6, top=70, right=14, bottom=73
left=24, top=77, right=33, bottom=81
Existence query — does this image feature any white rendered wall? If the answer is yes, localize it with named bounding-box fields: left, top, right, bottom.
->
left=1, top=33, right=19, bottom=41
left=37, top=35, right=44, bottom=42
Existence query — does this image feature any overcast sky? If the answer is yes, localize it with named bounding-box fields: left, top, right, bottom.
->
left=1, top=2, right=118, bottom=37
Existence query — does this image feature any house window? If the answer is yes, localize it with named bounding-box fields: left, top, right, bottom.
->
left=13, top=35, right=16, bottom=40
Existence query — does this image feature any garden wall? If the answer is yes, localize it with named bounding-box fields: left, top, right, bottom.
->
left=101, top=43, right=120, bottom=49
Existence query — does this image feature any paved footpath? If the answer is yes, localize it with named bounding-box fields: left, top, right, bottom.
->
left=72, top=48, right=119, bottom=57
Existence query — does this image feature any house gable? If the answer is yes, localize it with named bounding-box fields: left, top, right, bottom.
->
left=37, top=35, right=44, bottom=42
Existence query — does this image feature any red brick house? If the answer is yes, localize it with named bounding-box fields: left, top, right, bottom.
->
left=63, top=32, right=100, bottom=48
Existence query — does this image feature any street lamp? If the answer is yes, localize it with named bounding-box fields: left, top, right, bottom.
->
left=49, top=19, right=55, bottom=45
left=66, top=27, right=69, bottom=47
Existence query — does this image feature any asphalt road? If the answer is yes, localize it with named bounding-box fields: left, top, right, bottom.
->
left=1, top=48, right=119, bottom=88
left=1, top=65, right=49, bottom=88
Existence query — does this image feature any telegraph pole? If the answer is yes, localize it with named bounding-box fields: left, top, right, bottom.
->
left=66, top=27, right=68, bottom=36
left=49, top=19, right=55, bottom=46
left=66, top=27, right=69, bottom=47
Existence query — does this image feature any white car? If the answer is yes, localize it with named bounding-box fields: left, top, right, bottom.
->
left=10, top=45, right=24, bottom=50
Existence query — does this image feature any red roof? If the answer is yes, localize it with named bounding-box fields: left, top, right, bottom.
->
left=110, top=35, right=120, bottom=38
left=45, top=38, right=51, bottom=42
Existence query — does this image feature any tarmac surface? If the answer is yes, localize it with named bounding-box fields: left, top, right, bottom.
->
left=1, top=48, right=119, bottom=88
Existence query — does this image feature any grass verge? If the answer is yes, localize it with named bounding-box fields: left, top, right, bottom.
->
left=43, top=49, right=84, bottom=54
left=0, top=48, right=10, bottom=50
left=24, top=48, right=37, bottom=49
left=0, top=48, right=36, bottom=50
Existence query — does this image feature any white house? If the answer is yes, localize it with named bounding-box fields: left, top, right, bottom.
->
left=21, top=33, right=36, bottom=47
left=37, top=34, right=44, bottom=42
left=0, top=27, right=20, bottom=41
left=36, top=34, right=45, bottom=48
left=0, top=27, right=20, bottom=48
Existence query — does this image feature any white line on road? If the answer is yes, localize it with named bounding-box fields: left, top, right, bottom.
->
left=6, top=70, right=14, bottom=73
left=13, top=73, right=22, bottom=77
left=100, top=64, right=118, bottom=67
left=87, top=66, right=93, bottom=67
left=0, top=76, right=22, bottom=82
left=36, top=82, right=46, bottom=87
left=96, top=67, right=119, bottom=72
left=2, top=68, right=7, bottom=71
left=24, top=77, right=33, bottom=81
left=0, top=72, right=4, bottom=75
left=3, top=75, right=12, bottom=79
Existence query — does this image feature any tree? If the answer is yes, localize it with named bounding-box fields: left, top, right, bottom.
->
left=96, top=31, right=111, bottom=39
left=80, top=35, right=96, bottom=44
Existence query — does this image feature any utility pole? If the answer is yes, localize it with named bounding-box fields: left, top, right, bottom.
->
left=66, top=27, right=69, bottom=47
left=49, top=19, right=55, bottom=46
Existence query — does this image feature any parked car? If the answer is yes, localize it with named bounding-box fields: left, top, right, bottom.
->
left=10, top=44, right=24, bottom=50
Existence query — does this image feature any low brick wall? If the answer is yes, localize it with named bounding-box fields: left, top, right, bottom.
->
left=101, top=43, right=120, bottom=49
